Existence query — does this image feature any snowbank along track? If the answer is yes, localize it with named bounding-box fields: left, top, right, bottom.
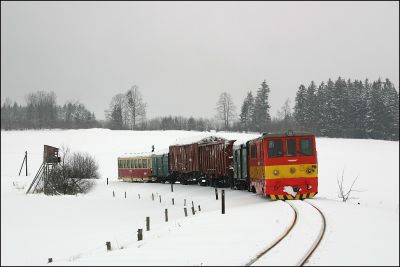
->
left=246, top=200, right=326, bottom=266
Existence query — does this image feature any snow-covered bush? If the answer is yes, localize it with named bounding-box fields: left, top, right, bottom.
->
left=44, top=147, right=98, bottom=195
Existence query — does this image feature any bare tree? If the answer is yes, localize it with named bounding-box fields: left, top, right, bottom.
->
left=126, top=85, right=147, bottom=129
left=337, top=169, right=361, bottom=202
left=216, top=92, right=236, bottom=130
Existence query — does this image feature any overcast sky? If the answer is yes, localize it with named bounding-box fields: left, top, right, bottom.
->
left=1, top=1, right=398, bottom=120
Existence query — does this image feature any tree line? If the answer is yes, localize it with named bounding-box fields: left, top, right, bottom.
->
left=1, top=77, right=398, bottom=141
left=294, top=77, right=399, bottom=141
left=1, top=91, right=99, bottom=130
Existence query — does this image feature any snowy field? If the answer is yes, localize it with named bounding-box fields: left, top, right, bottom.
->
left=1, top=129, right=399, bottom=266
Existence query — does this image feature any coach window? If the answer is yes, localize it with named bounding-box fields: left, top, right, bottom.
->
left=286, top=139, right=297, bottom=156
left=143, top=159, right=148, bottom=168
left=133, top=159, right=137, bottom=168
left=138, top=159, right=142, bottom=168
left=251, top=144, right=257, bottom=159
left=300, top=138, right=313, bottom=156
left=268, top=140, right=283, bottom=158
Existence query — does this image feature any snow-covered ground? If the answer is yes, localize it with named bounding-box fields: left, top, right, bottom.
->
left=1, top=129, right=399, bottom=265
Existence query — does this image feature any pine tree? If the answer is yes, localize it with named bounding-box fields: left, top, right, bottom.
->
left=294, top=84, right=307, bottom=131
left=365, top=79, right=386, bottom=139
left=382, top=79, right=399, bottom=140
left=252, top=80, right=271, bottom=132
left=239, top=91, right=255, bottom=131
left=304, top=81, right=318, bottom=133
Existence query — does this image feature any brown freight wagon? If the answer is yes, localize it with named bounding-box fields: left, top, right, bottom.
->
left=169, top=143, right=200, bottom=184
left=198, top=139, right=235, bottom=187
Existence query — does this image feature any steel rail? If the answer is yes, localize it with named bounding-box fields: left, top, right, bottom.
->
left=296, top=200, right=326, bottom=266
left=245, top=200, right=298, bottom=266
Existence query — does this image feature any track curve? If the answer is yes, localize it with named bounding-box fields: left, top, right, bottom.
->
left=247, top=200, right=326, bottom=266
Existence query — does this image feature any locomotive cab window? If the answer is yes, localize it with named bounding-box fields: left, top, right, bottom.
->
left=251, top=144, right=257, bottom=159
left=286, top=139, right=296, bottom=156
left=143, top=159, right=147, bottom=168
left=300, top=138, right=313, bottom=156
left=268, top=139, right=283, bottom=158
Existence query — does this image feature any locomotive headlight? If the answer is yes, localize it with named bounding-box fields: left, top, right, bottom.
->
left=273, top=169, right=279, bottom=176
left=306, top=168, right=313, bottom=174
left=290, top=167, right=296, bottom=174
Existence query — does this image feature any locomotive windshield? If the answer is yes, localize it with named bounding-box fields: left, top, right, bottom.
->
left=300, top=138, right=313, bottom=156
left=286, top=139, right=296, bottom=156
left=268, top=140, right=283, bottom=158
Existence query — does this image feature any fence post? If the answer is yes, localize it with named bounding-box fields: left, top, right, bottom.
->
left=25, top=151, right=28, bottom=176
left=113, top=191, right=115, bottom=197
left=171, top=183, right=174, bottom=192
left=138, top=229, right=143, bottom=241
left=172, top=198, right=175, bottom=205
left=191, top=206, right=195, bottom=215
left=106, top=241, right=111, bottom=251
left=125, top=191, right=126, bottom=198
left=215, top=187, right=218, bottom=200
left=48, top=258, right=53, bottom=263
left=146, top=217, right=150, bottom=231
left=159, top=195, right=162, bottom=203
left=184, top=207, right=188, bottom=217
left=107, top=177, right=108, bottom=185
left=198, top=205, right=201, bottom=211
left=138, top=193, right=141, bottom=199
left=165, top=209, right=168, bottom=222
left=152, top=193, right=154, bottom=201
left=184, top=199, right=186, bottom=206
left=222, top=189, right=225, bottom=214
left=192, top=200, right=194, bottom=208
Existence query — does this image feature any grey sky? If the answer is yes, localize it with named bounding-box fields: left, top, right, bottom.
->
left=1, top=1, right=398, bottom=120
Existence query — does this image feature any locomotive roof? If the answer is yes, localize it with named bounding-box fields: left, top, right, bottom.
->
left=248, top=131, right=315, bottom=142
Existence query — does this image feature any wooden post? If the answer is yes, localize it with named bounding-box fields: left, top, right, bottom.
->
left=192, top=200, right=194, bottom=208
left=171, top=183, right=174, bottom=192
left=191, top=206, right=195, bottom=215
left=125, top=191, right=126, bottom=198
left=106, top=241, right=111, bottom=251
left=172, top=198, right=175, bottom=205
left=198, top=205, right=201, bottom=211
left=138, top=193, right=141, bottom=199
left=48, top=258, right=53, bottom=263
left=159, top=195, right=162, bottom=203
left=184, top=199, right=186, bottom=206
left=18, top=152, right=27, bottom=176
left=113, top=191, right=115, bottom=197
left=184, top=207, right=188, bottom=217
left=107, top=178, right=108, bottom=185
left=165, top=209, right=168, bottom=222
left=215, top=188, right=218, bottom=200
left=152, top=193, right=154, bottom=201
left=222, top=189, right=225, bottom=214
left=137, top=229, right=143, bottom=241
left=146, top=217, right=150, bottom=231
left=25, top=151, right=28, bottom=176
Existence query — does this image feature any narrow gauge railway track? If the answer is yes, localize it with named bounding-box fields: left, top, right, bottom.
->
left=246, top=200, right=326, bottom=266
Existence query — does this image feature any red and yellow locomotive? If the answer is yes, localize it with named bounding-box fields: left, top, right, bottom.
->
left=248, top=131, right=318, bottom=200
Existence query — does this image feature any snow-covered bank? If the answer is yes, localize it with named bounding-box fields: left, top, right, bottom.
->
left=1, top=129, right=399, bottom=265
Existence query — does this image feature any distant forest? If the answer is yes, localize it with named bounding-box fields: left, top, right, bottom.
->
left=1, top=77, right=398, bottom=141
